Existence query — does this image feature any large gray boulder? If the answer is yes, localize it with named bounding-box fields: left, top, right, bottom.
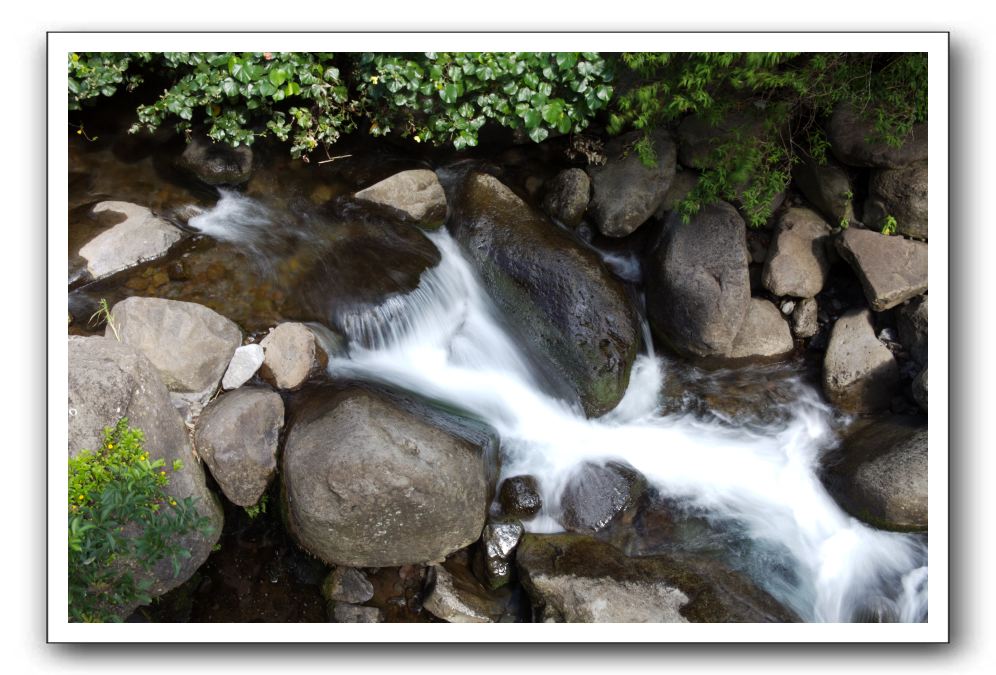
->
left=108, top=297, right=242, bottom=419
left=559, top=461, right=645, bottom=534
left=588, top=130, right=677, bottom=237
left=822, top=309, right=900, bottom=412
left=646, top=201, right=750, bottom=359
left=542, top=168, right=591, bottom=228
left=762, top=208, right=833, bottom=298
left=193, top=387, right=284, bottom=507
left=449, top=173, right=640, bottom=417
left=835, top=228, right=928, bottom=311
left=863, top=162, right=928, bottom=240
left=68, top=336, right=223, bottom=615
left=259, top=323, right=328, bottom=391
left=822, top=417, right=927, bottom=531
left=897, top=295, right=929, bottom=367
left=282, top=389, right=494, bottom=567
left=78, top=201, right=184, bottom=281
left=516, top=534, right=799, bottom=622
left=828, top=103, right=928, bottom=168
left=719, top=298, right=794, bottom=364
left=792, top=154, right=856, bottom=228
left=354, top=169, right=447, bottom=228
left=177, top=135, right=253, bottom=185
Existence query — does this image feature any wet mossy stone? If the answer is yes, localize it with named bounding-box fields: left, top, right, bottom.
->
left=177, top=135, right=253, bottom=186
left=498, top=475, right=542, bottom=518
left=559, top=461, right=646, bottom=534
left=448, top=172, right=641, bottom=417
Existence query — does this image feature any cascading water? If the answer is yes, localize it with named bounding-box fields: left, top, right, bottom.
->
left=329, top=230, right=929, bottom=623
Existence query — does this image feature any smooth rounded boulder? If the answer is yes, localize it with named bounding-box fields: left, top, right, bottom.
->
left=762, top=207, right=833, bottom=298
left=259, top=322, right=328, bottom=391
left=448, top=172, right=640, bottom=417
left=282, top=388, right=494, bottom=567
left=646, top=201, right=750, bottom=359
left=354, top=169, right=447, bottom=228
left=177, top=135, right=253, bottom=185
left=542, top=168, right=590, bottom=228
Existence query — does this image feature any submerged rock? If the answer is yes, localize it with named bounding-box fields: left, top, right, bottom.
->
left=587, top=129, right=676, bottom=237
left=835, top=228, right=928, bottom=311
left=829, top=102, right=928, bottom=168
left=516, top=534, right=799, bottom=622
left=822, top=309, right=900, bottom=413
left=542, top=168, right=590, bottom=227
left=449, top=172, right=640, bottom=417
left=498, top=475, right=543, bottom=519
left=108, top=297, right=242, bottom=419
left=646, top=201, right=750, bottom=359
left=762, top=207, right=833, bottom=298
left=68, top=336, right=223, bottom=616
left=259, top=323, right=328, bottom=391
left=177, top=135, right=253, bottom=185
left=559, top=461, right=645, bottom=533
left=79, top=201, right=184, bottom=281
left=354, top=169, right=447, bottom=228
left=193, top=387, right=284, bottom=507
left=822, top=417, right=928, bottom=531
left=282, top=388, right=493, bottom=567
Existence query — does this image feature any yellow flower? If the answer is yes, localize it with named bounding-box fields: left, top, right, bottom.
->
left=370, top=75, right=380, bottom=85
left=78, top=495, right=84, bottom=501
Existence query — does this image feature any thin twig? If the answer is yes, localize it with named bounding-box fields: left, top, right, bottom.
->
left=317, top=154, right=352, bottom=164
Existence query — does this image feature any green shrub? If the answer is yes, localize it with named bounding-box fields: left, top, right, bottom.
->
left=68, top=419, right=211, bottom=622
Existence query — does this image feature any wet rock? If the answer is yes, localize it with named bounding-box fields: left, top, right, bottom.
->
left=822, top=417, right=927, bottom=531
left=646, top=201, right=750, bottom=359
left=762, top=207, right=833, bottom=298
left=330, top=603, right=383, bottom=623
left=108, top=297, right=242, bottom=419
left=863, top=162, right=928, bottom=240
left=835, top=228, right=928, bottom=311
left=79, top=201, right=184, bottom=281
left=283, top=388, right=493, bottom=567
left=354, top=169, right=447, bottom=228
left=449, top=173, right=640, bottom=417
left=912, top=369, right=928, bottom=411
left=68, top=336, right=223, bottom=616
left=588, top=129, right=677, bottom=237
left=482, top=519, right=524, bottom=589
left=423, top=564, right=506, bottom=623
left=221, top=343, right=264, bottom=390
left=322, top=567, right=375, bottom=604
left=897, top=295, right=928, bottom=367
left=516, top=534, right=799, bottom=622
left=718, top=298, right=794, bottom=364
left=829, top=102, right=928, bottom=168
left=193, top=387, right=283, bottom=507
left=822, top=309, right=900, bottom=413
left=792, top=297, right=819, bottom=339
left=792, top=154, right=856, bottom=228
left=498, top=475, right=543, bottom=518
left=542, top=168, right=590, bottom=227
left=560, top=461, right=646, bottom=533
left=177, top=135, right=253, bottom=185
left=259, top=323, right=328, bottom=391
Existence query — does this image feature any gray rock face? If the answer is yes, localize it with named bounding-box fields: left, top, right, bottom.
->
left=835, top=228, right=928, bottom=311
left=829, top=103, right=928, bottom=168
left=322, top=567, right=375, bottom=604
left=330, top=603, right=383, bottom=623
left=79, top=202, right=184, bottom=281
left=863, top=162, right=928, bottom=240
left=449, top=173, right=640, bottom=417
left=108, top=297, right=242, bottom=418
left=259, top=323, right=328, bottom=391
left=720, top=298, right=795, bottom=364
left=822, top=417, right=927, bottom=531
left=177, top=135, right=253, bottom=185
left=646, top=202, right=750, bottom=358
left=822, top=309, right=900, bottom=412
left=498, top=475, right=542, bottom=518
left=516, top=534, right=798, bottom=623
left=193, top=387, right=284, bottom=507
left=482, top=519, right=525, bottom=589
left=898, top=295, right=929, bottom=367
left=68, top=336, right=223, bottom=615
left=221, top=343, right=264, bottom=390
left=792, top=154, right=856, bottom=228
left=423, top=564, right=503, bottom=623
left=762, top=208, right=833, bottom=298
left=588, top=130, right=677, bottom=237
left=283, top=389, right=492, bottom=567
left=559, top=461, right=645, bottom=534
left=791, top=297, right=819, bottom=339
left=912, top=369, right=928, bottom=411
left=541, top=168, right=591, bottom=227
left=354, top=169, right=447, bottom=228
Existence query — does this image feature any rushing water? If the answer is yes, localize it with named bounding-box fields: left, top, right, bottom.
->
left=185, top=189, right=928, bottom=623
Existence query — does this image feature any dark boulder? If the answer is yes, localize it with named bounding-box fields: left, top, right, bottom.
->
left=542, top=168, right=591, bottom=228
left=828, top=103, right=928, bottom=168
left=863, top=162, right=929, bottom=240
left=177, top=135, right=253, bottom=185
left=498, top=475, right=543, bottom=519
left=559, top=461, right=646, bottom=533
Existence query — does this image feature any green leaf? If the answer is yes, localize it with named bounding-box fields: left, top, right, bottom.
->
left=527, top=126, right=549, bottom=143
left=541, top=100, right=563, bottom=125
left=269, top=68, right=287, bottom=87
left=439, top=83, right=459, bottom=104
left=521, top=109, right=542, bottom=130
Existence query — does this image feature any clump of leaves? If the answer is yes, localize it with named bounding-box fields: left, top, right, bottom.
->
left=68, top=419, right=212, bottom=622
left=68, top=52, right=151, bottom=110
left=244, top=493, right=268, bottom=520
left=880, top=214, right=898, bottom=236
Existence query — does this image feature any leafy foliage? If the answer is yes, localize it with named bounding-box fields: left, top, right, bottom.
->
left=67, top=52, right=151, bottom=111
left=68, top=419, right=212, bottom=622
left=244, top=493, right=268, bottom=520
left=880, top=214, right=898, bottom=236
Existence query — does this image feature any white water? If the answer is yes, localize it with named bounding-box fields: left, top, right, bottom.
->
left=327, top=230, right=928, bottom=623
